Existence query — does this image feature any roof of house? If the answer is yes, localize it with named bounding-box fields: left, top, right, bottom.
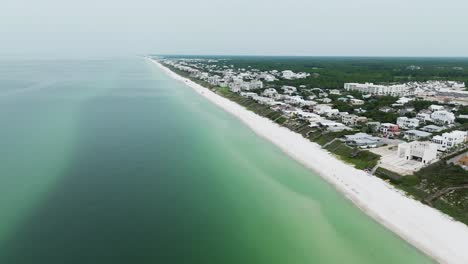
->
left=405, top=130, right=432, bottom=137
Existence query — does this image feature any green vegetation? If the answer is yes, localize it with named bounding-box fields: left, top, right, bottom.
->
left=376, top=161, right=468, bottom=225
left=324, top=140, right=380, bottom=170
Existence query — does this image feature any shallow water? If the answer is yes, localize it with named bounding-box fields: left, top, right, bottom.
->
left=0, top=58, right=434, bottom=263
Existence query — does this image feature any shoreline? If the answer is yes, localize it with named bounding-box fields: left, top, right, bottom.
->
left=149, top=58, right=468, bottom=264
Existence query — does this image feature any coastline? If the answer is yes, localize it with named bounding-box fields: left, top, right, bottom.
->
left=149, top=58, right=468, bottom=264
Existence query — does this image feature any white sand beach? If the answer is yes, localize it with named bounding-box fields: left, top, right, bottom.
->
left=150, top=58, right=468, bottom=264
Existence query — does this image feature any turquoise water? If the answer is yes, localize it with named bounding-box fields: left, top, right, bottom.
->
left=0, top=58, right=433, bottom=263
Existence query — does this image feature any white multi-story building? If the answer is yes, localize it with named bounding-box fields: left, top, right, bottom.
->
left=416, top=113, right=432, bottom=122
left=342, top=114, right=367, bottom=126
left=207, top=75, right=220, bottom=85
left=431, top=130, right=467, bottom=151
left=344, top=82, right=412, bottom=96
left=431, top=110, right=456, bottom=125
left=397, top=141, right=438, bottom=165
left=397, top=117, right=420, bottom=129
left=249, top=80, right=263, bottom=90
left=379, top=123, right=400, bottom=137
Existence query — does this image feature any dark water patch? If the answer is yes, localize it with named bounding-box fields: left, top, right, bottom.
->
left=0, top=87, right=239, bottom=264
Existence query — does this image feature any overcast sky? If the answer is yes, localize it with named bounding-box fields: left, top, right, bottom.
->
left=2, top=0, right=467, bottom=58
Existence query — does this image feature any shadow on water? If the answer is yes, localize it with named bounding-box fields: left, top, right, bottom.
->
left=0, top=83, right=237, bottom=264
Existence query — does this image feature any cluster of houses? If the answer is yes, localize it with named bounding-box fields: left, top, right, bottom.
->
left=161, top=58, right=312, bottom=93
left=345, top=81, right=468, bottom=105
left=161, top=58, right=467, bottom=173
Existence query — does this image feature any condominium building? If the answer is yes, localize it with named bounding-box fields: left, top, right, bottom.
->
left=344, top=82, right=412, bottom=96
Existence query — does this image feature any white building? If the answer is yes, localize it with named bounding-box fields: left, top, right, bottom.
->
left=249, top=80, right=263, bottom=90
left=319, top=120, right=352, bottom=132
left=416, top=113, right=432, bottom=122
left=403, top=130, right=432, bottom=141
left=342, top=114, right=367, bottom=127
left=429, top=105, right=444, bottom=111
left=349, top=99, right=365, bottom=105
left=421, top=125, right=445, bottom=133
left=262, top=88, right=278, bottom=97
left=431, top=130, right=467, bottom=151
left=393, top=97, right=413, bottom=106
left=344, top=82, right=412, bottom=96
left=379, top=123, right=400, bottom=137
left=397, top=141, right=438, bottom=165
left=281, top=86, right=297, bottom=95
left=344, top=133, right=382, bottom=147
left=431, top=110, right=456, bottom=125
left=325, top=109, right=340, bottom=118
left=284, top=95, right=305, bottom=106
left=282, top=70, right=295, bottom=79
left=397, top=117, right=420, bottom=129
left=313, top=104, right=332, bottom=115
left=207, top=75, right=220, bottom=85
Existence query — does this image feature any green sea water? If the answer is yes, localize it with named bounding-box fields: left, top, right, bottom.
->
left=0, top=58, right=434, bottom=264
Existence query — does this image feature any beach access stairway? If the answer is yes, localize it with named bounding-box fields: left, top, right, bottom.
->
left=424, top=184, right=468, bottom=206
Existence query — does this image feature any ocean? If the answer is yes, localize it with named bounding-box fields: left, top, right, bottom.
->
left=0, top=58, right=433, bottom=263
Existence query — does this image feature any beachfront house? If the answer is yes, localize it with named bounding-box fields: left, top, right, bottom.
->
left=344, top=133, right=382, bottom=148
left=431, top=130, right=467, bottom=151
left=341, top=114, right=368, bottom=127
left=319, top=120, right=352, bottom=132
left=397, top=141, right=438, bottom=165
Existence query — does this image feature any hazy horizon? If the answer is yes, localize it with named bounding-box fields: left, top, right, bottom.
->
left=2, top=0, right=468, bottom=58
